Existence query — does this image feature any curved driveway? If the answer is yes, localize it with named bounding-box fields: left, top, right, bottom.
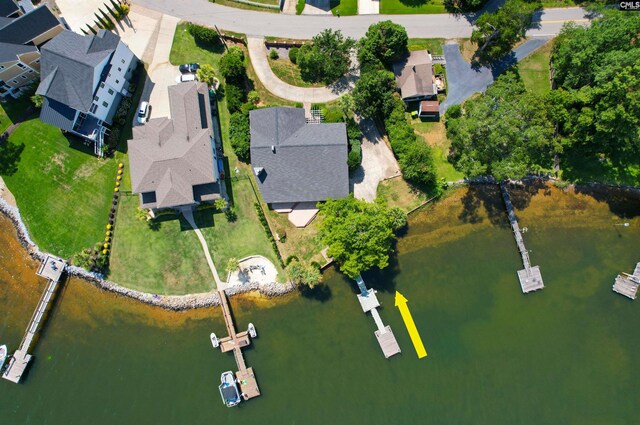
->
left=133, top=0, right=590, bottom=39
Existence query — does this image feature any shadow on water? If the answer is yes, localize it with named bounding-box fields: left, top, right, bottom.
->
left=359, top=245, right=401, bottom=294
left=299, top=283, right=332, bottom=303
left=574, top=185, right=640, bottom=219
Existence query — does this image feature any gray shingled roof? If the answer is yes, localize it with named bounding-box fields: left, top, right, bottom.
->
left=128, top=82, right=219, bottom=209
left=0, top=4, right=60, bottom=46
left=393, top=50, right=435, bottom=100
left=250, top=107, right=349, bottom=204
left=39, top=97, right=76, bottom=132
left=37, top=29, right=119, bottom=112
left=0, top=41, right=35, bottom=62
left=0, top=0, right=18, bottom=18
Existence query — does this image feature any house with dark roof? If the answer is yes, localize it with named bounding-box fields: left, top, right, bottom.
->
left=36, top=29, right=137, bottom=156
left=128, top=82, right=221, bottom=211
left=392, top=50, right=438, bottom=103
left=0, top=1, right=63, bottom=99
left=250, top=107, right=349, bottom=210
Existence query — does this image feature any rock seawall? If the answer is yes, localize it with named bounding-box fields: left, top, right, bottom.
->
left=0, top=197, right=297, bottom=311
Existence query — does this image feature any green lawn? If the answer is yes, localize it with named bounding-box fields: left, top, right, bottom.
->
left=268, top=57, right=325, bottom=88
left=410, top=118, right=464, bottom=182
left=518, top=40, right=552, bottom=94
left=210, top=0, right=280, bottom=13
left=1, top=119, right=121, bottom=258
left=0, top=98, right=31, bottom=134
left=330, top=0, right=358, bottom=15
left=199, top=178, right=283, bottom=280
left=408, top=38, right=445, bottom=55
left=109, top=195, right=216, bottom=294
left=380, top=0, right=446, bottom=14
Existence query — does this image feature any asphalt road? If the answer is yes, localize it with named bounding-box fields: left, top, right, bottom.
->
left=133, top=0, right=590, bottom=39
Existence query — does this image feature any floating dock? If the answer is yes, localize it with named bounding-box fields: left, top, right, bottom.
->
left=612, top=262, right=640, bottom=300
left=500, top=183, right=545, bottom=293
left=355, top=276, right=401, bottom=358
left=213, top=289, right=260, bottom=401
left=3, top=255, right=66, bottom=383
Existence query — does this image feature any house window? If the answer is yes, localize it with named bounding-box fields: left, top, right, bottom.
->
left=94, top=95, right=99, bottom=101
left=21, top=75, right=27, bottom=79
left=16, top=63, right=26, bottom=69
left=108, top=88, right=114, bottom=95
left=0, top=65, right=4, bottom=70
left=117, top=67, right=121, bottom=72
left=102, top=101, right=108, bottom=107
left=28, top=70, right=33, bottom=74
left=35, top=59, right=39, bottom=64
left=121, top=59, right=125, bottom=64
left=11, top=79, right=17, bottom=84
left=90, top=103, right=98, bottom=113
left=115, top=79, right=119, bottom=84
left=100, top=82, right=105, bottom=88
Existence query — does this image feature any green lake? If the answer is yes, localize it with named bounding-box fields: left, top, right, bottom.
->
left=1, top=185, right=639, bottom=424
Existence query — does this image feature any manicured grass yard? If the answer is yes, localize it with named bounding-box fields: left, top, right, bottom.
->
left=267, top=57, right=325, bottom=88
left=1, top=119, right=120, bottom=258
left=410, top=118, right=464, bottom=183
left=518, top=40, right=552, bottom=94
left=377, top=177, right=428, bottom=213
left=212, top=0, right=280, bottom=13
left=109, top=195, right=216, bottom=294
left=330, top=0, right=358, bottom=15
left=380, top=0, right=446, bottom=14
left=408, top=38, right=444, bottom=55
left=0, top=98, right=30, bottom=134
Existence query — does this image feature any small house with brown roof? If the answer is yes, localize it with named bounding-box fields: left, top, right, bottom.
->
left=128, top=82, right=221, bottom=211
left=392, top=50, right=437, bottom=103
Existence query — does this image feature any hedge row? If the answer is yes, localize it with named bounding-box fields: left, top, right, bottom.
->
left=254, top=202, right=284, bottom=267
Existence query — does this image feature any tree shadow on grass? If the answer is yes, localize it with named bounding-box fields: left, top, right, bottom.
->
left=0, top=139, right=24, bottom=175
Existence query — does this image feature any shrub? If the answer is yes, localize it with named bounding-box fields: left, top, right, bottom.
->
left=196, top=64, right=216, bottom=86
left=31, top=94, right=44, bottom=108
left=248, top=90, right=260, bottom=105
left=269, top=49, right=279, bottom=60
left=214, top=198, right=228, bottom=211
left=254, top=203, right=284, bottom=267
left=225, top=207, right=237, bottom=222
left=229, top=112, right=251, bottom=161
left=358, top=21, right=409, bottom=66
left=286, top=259, right=322, bottom=288
left=322, top=106, right=344, bottom=123
left=225, top=83, right=246, bottom=113
left=348, top=145, right=361, bottom=171
left=187, top=23, right=220, bottom=46
left=289, top=47, right=299, bottom=64
left=220, top=46, right=246, bottom=83
left=120, top=3, right=130, bottom=15
left=285, top=255, right=299, bottom=266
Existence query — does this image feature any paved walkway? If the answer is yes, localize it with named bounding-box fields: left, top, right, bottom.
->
left=350, top=118, right=400, bottom=202
left=440, top=37, right=552, bottom=114
left=247, top=36, right=356, bottom=103
left=182, top=208, right=224, bottom=288
left=134, top=0, right=590, bottom=39
left=281, top=0, right=297, bottom=14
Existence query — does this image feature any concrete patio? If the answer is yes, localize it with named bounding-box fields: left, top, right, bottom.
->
left=227, top=256, right=279, bottom=289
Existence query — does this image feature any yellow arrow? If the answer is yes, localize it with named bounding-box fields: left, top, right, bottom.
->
left=395, top=291, right=427, bottom=359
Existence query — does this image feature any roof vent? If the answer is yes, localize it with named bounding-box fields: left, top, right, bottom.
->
left=271, top=145, right=275, bottom=153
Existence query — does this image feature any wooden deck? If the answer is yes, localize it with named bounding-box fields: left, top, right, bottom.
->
left=500, top=184, right=545, bottom=294
left=612, top=263, right=640, bottom=300
left=214, top=289, right=260, bottom=401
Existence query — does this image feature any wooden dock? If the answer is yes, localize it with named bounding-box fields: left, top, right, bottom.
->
left=500, top=184, right=545, bottom=293
left=355, top=276, right=401, bottom=358
left=612, top=262, right=640, bottom=300
left=3, top=255, right=66, bottom=383
left=214, top=289, right=260, bottom=401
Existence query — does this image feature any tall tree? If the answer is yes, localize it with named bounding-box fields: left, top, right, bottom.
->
left=358, top=21, right=409, bottom=67
left=446, top=71, right=555, bottom=180
left=319, top=195, right=406, bottom=279
left=352, top=70, right=396, bottom=121
left=297, top=29, right=355, bottom=84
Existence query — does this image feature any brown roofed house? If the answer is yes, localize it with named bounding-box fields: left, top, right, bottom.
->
left=128, top=82, right=221, bottom=211
left=392, top=50, right=437, bottom=103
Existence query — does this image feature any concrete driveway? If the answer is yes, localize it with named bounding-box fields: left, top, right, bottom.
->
left=350, top=118, right=400, bottom=202
left=439, top=36, right=552, bottom=115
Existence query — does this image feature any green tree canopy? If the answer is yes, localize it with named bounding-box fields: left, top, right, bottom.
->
left=297, top=29, right=355, bottom=84
left=319, top=195, right=407, bottom=279
left=196, top=64, right=216, bottom=86
left=352, top=69, right=396, bottom=121
left=358, top=21, right=408, bottom=67
left=220, top=46, right=246, bottom=83
left=286, top=260, right=322, bottom=288
left=446, top=71, right=555, bottom=181
left=444, top=0, right=488, bottom=12
left=471, top=0, right=538, bottom=61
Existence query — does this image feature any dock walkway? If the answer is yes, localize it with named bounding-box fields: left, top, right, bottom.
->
left=355, top=275, right=401, bottom=358
left=3, top=255, right=66, bottom=383
left=214, top=289, right=260, bottom=401
left=612, top=262, right=640, bottom=300
left=500, top=183, right=545, bottom=293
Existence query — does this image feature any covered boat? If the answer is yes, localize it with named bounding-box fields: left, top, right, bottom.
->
left=0, top=344, right=7, bottom=370
left=219, top=371, right=241, bottom=407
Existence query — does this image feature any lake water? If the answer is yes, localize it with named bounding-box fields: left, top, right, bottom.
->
left=1, top=185, right=639, bottom=424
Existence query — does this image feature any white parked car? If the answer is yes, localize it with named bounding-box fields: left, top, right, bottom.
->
left=176, top=73, right=197, bottom=83
left=136, top=101, right=149, bottom=124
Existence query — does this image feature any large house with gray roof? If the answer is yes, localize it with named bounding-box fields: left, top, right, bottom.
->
left=0, top=1, right=63, bottom=99
left=250, top=107, right=349, bottom=208
left=128, top=82, right=221, bottom=212
left=36, top=29, right=137, bottom=156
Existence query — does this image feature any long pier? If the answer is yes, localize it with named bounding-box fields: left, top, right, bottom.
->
left=500, top=183, right=545, bottom=293
left=3, top=255, right=66, bottom=383
left=214, top=289, right=260, bottom=401
left=355, top=275, right=401, bottom=358
left=612, top=262, right=640, bottom=300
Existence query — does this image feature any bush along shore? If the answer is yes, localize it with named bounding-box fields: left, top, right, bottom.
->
left=0, top=197, right=296, bottom=311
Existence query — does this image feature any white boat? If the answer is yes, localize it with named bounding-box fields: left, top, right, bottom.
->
left=248, top=323, right=257, bottom=338
left=0, top=345, right=7, bottom=370
left=210, top=333, right=219, bottom=349
left=219, top=371, right=241, bottom=407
